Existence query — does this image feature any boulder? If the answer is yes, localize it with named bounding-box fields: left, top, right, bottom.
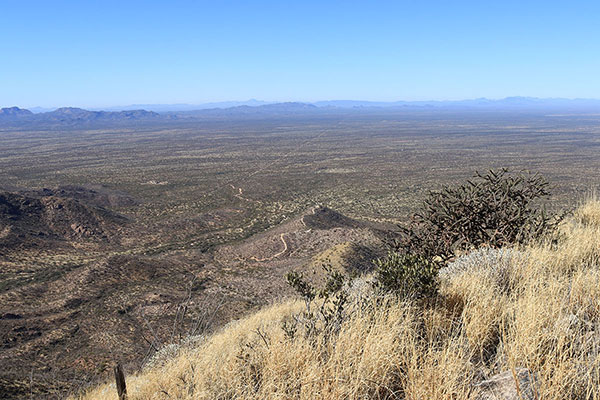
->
left=475, top=368, right=538, bottom=400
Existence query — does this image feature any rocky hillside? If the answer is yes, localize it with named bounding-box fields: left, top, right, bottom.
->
left=0, top=190, right=127, bottom=252
left=0, top=201, right=387, bottom=399
left=78, top=200, right=600, bottom=400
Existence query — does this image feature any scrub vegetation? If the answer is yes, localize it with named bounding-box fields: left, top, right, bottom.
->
left=77, top=197, right=600, bottom=399
left=2, top=112, right=600, bottom=398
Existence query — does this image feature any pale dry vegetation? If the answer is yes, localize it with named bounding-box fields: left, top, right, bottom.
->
left=76, top=199, right=600, bottom=400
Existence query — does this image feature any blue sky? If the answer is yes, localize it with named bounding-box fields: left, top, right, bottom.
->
left=1, top=0, right=599, bottom=108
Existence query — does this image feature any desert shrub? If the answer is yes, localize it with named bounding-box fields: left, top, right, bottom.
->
left=373, top=252, right=439, bottom=298
left=284, top=265, right=350, bottom=340
left=395, top=168, right=561, bottom=263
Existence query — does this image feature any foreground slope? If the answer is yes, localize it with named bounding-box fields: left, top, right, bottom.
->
left=78, top=199, right=600, bottom=400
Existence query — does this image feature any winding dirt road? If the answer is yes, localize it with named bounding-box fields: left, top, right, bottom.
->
left=249, top=233, right=289, bottom=262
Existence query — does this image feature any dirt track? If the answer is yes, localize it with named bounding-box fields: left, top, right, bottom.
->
left=249, top=233, right=289, bottom=262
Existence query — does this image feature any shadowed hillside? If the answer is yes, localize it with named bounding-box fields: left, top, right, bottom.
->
left=0, top=190, right=127, bottom=252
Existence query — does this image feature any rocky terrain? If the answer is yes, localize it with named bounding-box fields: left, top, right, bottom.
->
left=0, top=190, right=127, bottom=252
left=0, top=187, right=386, bottom=398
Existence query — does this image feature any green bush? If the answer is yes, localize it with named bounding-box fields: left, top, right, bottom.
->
left=373, top=253, right=439, bottom=298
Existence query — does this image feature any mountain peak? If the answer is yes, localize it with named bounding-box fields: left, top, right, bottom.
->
left=0, top=106, right=33, bottom=117
left=52, top=107, right=93, bottom=115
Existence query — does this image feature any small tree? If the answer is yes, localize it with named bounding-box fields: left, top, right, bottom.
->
left=394, top=168, right=560, bottom=263
left=284, top=265, right=349, bottom=341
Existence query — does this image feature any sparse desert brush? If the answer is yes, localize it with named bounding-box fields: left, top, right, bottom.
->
left=75, top=200, right=600, bottom=400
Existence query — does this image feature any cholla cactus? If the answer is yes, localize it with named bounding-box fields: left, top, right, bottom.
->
left=395, top=169, right=560, bottom=263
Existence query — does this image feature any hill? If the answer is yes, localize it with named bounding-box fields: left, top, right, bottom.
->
left=0, top=190, right=127, bottom=252
left=76, top=199, right=600, bottom=400
left=0, top=107, right=33, bottom=118
left=0, top=203, right=386, bottom=399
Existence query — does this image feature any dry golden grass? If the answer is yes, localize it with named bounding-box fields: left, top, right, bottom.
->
left=76, top=200, right=600, bottom=400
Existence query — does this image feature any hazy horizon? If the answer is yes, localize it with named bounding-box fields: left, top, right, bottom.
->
left=2, top=1, right=599, bottom=108
left=5, top=96, right=600, bottom=113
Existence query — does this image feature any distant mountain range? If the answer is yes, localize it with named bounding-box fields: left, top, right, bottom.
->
left=0, top=107, right=161, bottom=126
left=27, top=97, right=600, bottom=112
left=0, top=103, right=319, bottom=126
left=2, top=98, right=600, bottom=127
left=173, top=102, right=318, bottom=117
left=313, top=97, right=600, bottom=109
left=96, top=99, right=271, bottom=112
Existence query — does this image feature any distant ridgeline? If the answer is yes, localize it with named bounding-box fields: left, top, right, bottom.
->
left=3, top=98, right=600, bottom=127
left=0, top=106, right=161, bottom=126
left=0, top=103, right=322, bottom=127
